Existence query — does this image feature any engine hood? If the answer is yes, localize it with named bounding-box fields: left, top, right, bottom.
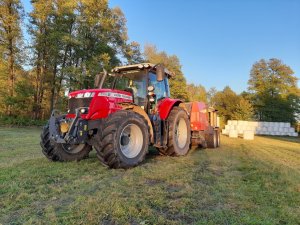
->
left=68, top=89, right=133, bottom=101
left=67, top=89, right=133, bottom=120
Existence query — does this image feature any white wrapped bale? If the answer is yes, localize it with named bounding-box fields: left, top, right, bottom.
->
left=289, top=128, right=295, bottom=132
left=243, top=130, right=254, bottom=140
left=249, top=121, right=259, bottom=127
left=237, top=129, right=243, bottom=135
left=283, top=127, right=289, bottom=132
left=237, top=125, right=245, bottom=131
left=238, top=121, right=246, bottom=126
left=229, top=130, right=238, bottom=138
left=232, top=120, right=238, bottom=125
left=246, top=126, right=255, bottom=131
left=279, top=128, right=285, bottom=132
left=292, top=132, right=299, bottom=137
left=227, top=120, right=232, bottom=125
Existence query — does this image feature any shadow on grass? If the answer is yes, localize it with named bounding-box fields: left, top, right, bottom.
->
left=256, top=135, right=300, bottom=144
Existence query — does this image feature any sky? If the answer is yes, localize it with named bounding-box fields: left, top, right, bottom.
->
left=22, top=0, right=300, bottom=93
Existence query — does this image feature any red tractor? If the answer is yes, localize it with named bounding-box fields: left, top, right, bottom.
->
left=41, top=63, right=220, bottom=168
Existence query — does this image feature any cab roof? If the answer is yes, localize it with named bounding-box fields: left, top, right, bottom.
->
left=112, top=63, right=174, bottom=77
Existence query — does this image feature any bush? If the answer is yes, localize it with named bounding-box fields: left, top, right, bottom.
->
left=0, top=115, right=46, bottom=127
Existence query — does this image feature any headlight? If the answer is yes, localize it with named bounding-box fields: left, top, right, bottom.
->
left=76, top=92, right=95, bottom=98
left=84, top=92, right=95, bottom=98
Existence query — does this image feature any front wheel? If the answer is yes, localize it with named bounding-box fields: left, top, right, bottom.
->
left=40, top=124, right=92, bottom=161
left=95, top=110, right=149, bottom=169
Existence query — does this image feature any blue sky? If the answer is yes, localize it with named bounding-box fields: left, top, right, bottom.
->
left=23, top=0, right=300, bottom=93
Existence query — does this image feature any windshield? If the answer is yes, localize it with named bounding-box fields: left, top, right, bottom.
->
left=113, top=71, right=147, bottom=106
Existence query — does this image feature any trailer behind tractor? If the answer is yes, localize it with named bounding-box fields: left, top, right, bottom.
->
left=41, top=63, right=220, bottom=168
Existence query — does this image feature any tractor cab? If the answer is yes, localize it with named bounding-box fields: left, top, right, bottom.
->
left=96, top=63, right=173, bottom=112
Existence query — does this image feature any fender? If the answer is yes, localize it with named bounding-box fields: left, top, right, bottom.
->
left=158, top=98, right=182, bottom=120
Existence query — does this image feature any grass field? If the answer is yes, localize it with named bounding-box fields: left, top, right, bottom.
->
left=0, top=127, right=299, bottom=225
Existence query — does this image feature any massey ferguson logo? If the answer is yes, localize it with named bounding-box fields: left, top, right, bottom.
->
left=98, top=92, right=133, bottom=101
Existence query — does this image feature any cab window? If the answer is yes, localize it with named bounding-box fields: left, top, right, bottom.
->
left=149, top=72, right=169, bottom=100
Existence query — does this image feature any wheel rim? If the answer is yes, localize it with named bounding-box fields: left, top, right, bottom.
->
left=62, top=144, right=85, bottom=154
left=119, top=123, right=144, bottom=158
left=175, top=118, right=188, bottom=149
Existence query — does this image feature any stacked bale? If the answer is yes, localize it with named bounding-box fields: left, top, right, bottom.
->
left=222, top=120, right=298, bottom=137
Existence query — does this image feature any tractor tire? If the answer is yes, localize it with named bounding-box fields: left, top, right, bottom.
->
left=40, top=123, right=92, bottom=162
left=207, top=130, right=218, bottom=148
left=40, top=124, right=58, bottom=161
left=216, top=130, right=220, bottom=147
left=95, top=110, right=149, bottom=169
left=161, top=107, right=191, bottom=156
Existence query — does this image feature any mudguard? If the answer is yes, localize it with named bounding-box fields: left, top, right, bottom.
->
left=158, top=98, right=182, bottom=120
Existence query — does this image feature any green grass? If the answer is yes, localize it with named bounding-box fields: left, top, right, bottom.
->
left=0, top=127, right=299, bottom=225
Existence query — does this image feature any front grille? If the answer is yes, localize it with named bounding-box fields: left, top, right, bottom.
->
left=68, top=97, right=93, bottom=114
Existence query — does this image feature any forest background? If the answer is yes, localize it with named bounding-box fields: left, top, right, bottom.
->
left=0, top=0, right=299, bottom=128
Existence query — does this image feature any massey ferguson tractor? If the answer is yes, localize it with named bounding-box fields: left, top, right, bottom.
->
left=40, top=63, right=220, bottom=168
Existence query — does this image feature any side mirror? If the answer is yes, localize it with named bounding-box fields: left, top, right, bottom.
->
left=156, top=64, right=165, bottom=81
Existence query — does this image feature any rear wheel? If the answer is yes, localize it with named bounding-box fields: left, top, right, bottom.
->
left=160, top=107, right=191, bottom=156
left=216, top=130, right=220, bottom=147
left=95, top=110, right=149, bottom=168
left=207, top=130, right=218, bottom=148
left=40, top=123, right=92, bottom=161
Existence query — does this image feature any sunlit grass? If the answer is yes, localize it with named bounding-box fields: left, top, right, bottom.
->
left=0, top=127, right=299, bottom=224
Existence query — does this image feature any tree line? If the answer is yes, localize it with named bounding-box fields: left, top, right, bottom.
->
left=0, top=0, right=299, bottom=126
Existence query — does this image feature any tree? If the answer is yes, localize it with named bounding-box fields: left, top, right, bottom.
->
left=207, top=87, right=217, bottom=107
left=123, top=41, right=144, bottom=64
left=213, top=86, right=254, bottom=122
left=212, top=86, right=240, bottom=121
left=144, top=44, right=189, bottom=101
left=187, top=83, right=207, bottom=102
left=0, top=0, right=24, bottom=115
left=28, top=0, right=132, bottom=119
left=248, top=58, right=299, bottom=123
left=232, top=98, right=254, bottom=120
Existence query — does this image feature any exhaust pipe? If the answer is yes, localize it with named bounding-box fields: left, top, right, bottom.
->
left=94, top=69, right=108, bottom=89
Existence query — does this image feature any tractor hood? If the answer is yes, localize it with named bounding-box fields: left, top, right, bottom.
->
left=67, top=89, right=133, bottom=119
